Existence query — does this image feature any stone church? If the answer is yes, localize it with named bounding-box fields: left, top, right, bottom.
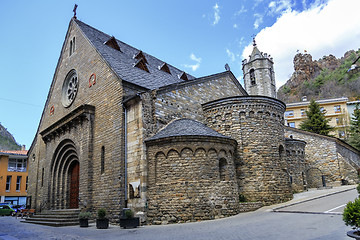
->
left=27, top=17, right=360, bottom=224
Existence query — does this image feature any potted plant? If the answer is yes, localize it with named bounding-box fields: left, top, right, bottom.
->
left=96, top=208, right=109, bottom=229
left=120, top=208, right=140, bottom=229
left=78, top=211, right=91, bottom=227
left=343, top=197, right=360, bottom=239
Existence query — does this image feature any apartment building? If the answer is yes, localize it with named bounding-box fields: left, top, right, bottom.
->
left=0, top=150, right=28, bottom=205
left=285, top=97, right=349, bottom=138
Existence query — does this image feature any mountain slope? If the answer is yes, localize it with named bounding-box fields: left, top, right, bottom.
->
left=0, top=123, right=21, bottom=150
left=277, top=49, right=360, bottom=103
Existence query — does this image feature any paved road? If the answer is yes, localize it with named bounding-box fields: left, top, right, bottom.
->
left=275, top=188, right=358, bottom=215
left=0, top=187, right=357, bottom=240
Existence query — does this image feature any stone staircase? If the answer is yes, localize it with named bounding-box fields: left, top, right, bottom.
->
left=22, top=209, right=81, bottom=227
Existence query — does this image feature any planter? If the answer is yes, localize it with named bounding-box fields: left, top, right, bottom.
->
left=79, top=218, right=89, bottom=227
left=348, top=230, right=360, bottom=240
left=120, top=217, right=140, bottom=229
left=96, top=218, right=109, bottom=229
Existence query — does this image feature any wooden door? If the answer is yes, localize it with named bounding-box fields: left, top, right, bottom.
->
left=69, top=162, right=79, bottom=209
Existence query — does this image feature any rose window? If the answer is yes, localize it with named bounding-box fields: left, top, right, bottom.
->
left=62, top=70, right=78, bottom=107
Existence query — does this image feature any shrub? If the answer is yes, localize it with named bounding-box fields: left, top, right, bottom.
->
left=124, top=209, right=134, bottom=219
left=79, top=211, right=91, bottom=220
left=343, top=198, right=360, bottom=229
left=97, top=208, right=107, bottom=220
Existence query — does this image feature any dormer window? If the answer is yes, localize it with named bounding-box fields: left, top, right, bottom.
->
left=134, top=51, right=148, bottom=64
left=159, top=63, right=171, bottom=74
left=179, top=72, right=188, bottom=81
left=250, top=69, right=256, bottom=85
left=69, top=36, right=75, bottom=56
left=134, top=58, right=149, bottom=72
left=104, top=36, right=121, bottom=51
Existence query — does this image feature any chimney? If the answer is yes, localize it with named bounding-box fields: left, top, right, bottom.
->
left=21, top=145, right=26, bottom=151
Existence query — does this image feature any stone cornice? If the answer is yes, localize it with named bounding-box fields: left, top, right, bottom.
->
left=40, top=104, right=95, bottom=142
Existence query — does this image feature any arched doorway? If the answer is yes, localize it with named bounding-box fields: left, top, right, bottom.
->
left=50, top=139, right=79, bottom=209
left=69, top=161, right=79, bottom=209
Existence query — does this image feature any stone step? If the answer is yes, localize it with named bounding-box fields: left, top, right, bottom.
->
left=24, top=217, right=78, bottom=222
left=22, top=220, right=79, bottom=227
left=22, top=209, right=81, bottom=227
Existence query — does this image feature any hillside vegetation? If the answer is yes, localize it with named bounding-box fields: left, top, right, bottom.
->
left=0, top=123, right=21, bottom=150
left=278, top=49, right=360, bottom=103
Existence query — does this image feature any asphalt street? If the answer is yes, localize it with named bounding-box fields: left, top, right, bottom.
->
left=0, top=185, right=357, bottom=240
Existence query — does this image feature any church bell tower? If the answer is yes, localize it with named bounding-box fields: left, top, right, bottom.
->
left=242, top=39, right=276, bottom=98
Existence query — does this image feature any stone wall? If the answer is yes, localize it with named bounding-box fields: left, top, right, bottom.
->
left=146, top=137, right=239, bottom=224
left=154, top=73, right=245, bottom=130
left=285, top=139, right=307, bottom=192
left=28, top=19, right=125, bottom=222
left=203, top=96, right=293, bottom=205
left=285, top=127, right=360, bottom=187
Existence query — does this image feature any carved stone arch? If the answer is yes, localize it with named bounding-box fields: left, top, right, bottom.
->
left=154, top=152, right=166, bottom=184
left=219, top=149, right=227, bottom=158
left=194, top=148, right=207, bottom=157
left=208, top=148, right=218, bottom=155
left=166, top=149, right=180, bottom=159
left=50, top=139, right=79, bottom=209
left=180, top=147, right=194, bottom=158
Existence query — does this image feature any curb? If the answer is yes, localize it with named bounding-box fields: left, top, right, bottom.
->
left=272, top=186, right=356, bottom=212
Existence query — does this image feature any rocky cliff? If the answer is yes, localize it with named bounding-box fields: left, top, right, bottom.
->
left=0, top=123, right=21, bottom=150
left=278, top=49, right=360, bottom=103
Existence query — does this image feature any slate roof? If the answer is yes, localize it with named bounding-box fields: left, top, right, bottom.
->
left=146, top=119, right=231, bottom=141
left=75, top=20, right=196, bottom=90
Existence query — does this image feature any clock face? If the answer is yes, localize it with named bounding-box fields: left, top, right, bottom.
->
left=62, top=70, right=78, bottom=108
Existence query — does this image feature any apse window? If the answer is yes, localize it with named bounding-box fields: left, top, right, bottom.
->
left=61, top=70, right=78, bottom=107
left=219, top=158, right=227, bottom=181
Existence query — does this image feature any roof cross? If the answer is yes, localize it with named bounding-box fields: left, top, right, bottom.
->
left=73, top=4, right=78, bottom=19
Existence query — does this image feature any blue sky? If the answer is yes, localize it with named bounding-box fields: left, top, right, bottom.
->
left=1, top=0, right=359, bottom=148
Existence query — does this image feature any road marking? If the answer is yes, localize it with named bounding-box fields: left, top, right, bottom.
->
left=324, top=204, right=346, bottom=213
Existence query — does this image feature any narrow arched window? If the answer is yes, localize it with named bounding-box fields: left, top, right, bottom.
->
left=219, top=158, right=227, bottom=181
left=101, top=146, right=105, bottom=174
left=250, top=69, right=256, bottom=85
left=69, top=40, right=73, bottom=56
left=73, top=37, right=75, bottom=53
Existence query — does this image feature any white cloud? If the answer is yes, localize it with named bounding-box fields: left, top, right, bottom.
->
left=234, top=5, right=247, bottom=16
left=190, top=53, right=201, bottom=63
left=184, top=53, right=202, bottom=71
left=213, top=3, right=220, bottom=25
left=253, top=13, right=263, bottom=29
left=233, top=23, right=238, bottom=29
left=242, top=0, right=360, bottom=89
left=268, top=0, right=293, bottom=14
left=226, top=49, right=236, bottom=62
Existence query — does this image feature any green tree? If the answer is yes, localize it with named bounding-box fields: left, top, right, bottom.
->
left=299, top=99, right=333, bottom=136
left=348, top=103, right=360, bottom=151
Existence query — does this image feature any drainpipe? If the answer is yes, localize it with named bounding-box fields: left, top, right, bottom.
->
left=123, top=105, right=128, bottom=208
